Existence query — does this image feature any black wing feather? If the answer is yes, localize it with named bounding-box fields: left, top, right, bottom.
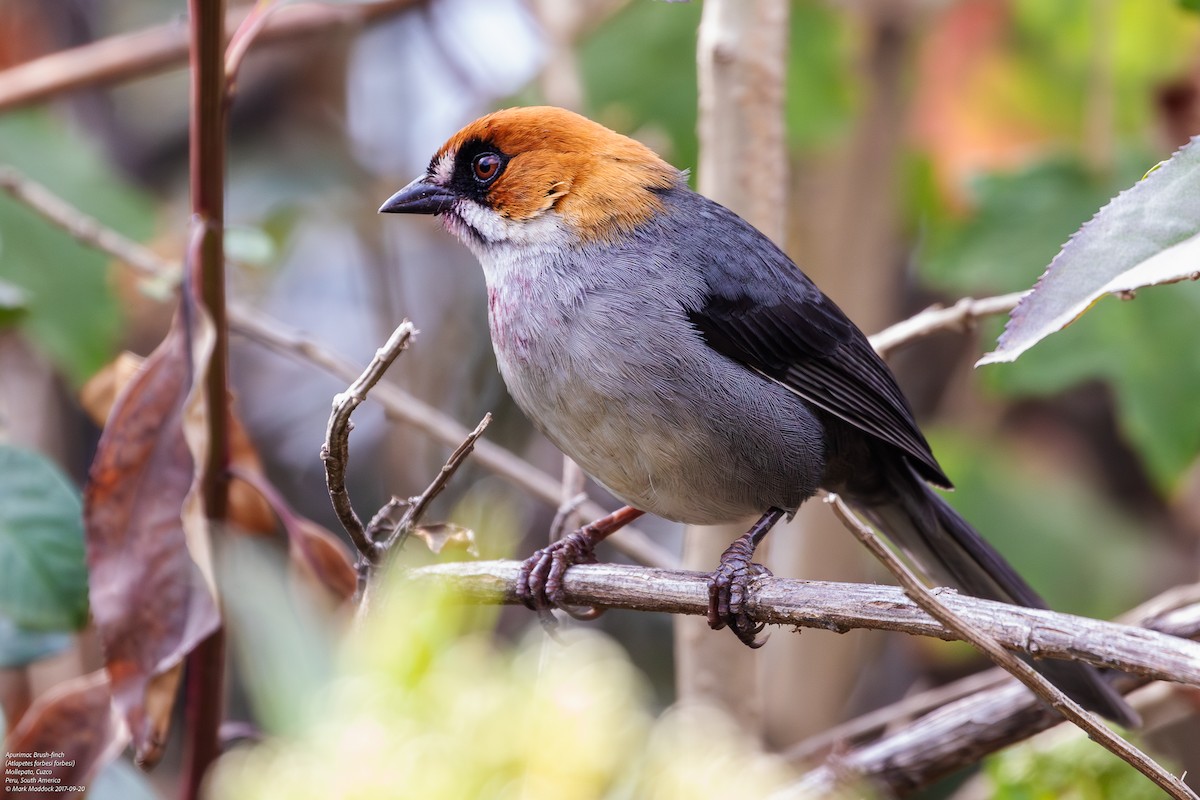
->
left=682, top=232, right=950, bottom=489
left=690, top=291, right=950, bottom=488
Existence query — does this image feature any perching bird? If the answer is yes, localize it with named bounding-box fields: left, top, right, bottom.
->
left=379, top=106, right=1136, bottom=726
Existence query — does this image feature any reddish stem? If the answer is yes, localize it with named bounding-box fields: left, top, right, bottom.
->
left=182, top=0, right=229, bottom=797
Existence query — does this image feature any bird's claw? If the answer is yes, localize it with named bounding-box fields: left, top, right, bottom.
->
left=516, top=530, right=605, bottom=624
left=707, top=538, right=772, bottom=648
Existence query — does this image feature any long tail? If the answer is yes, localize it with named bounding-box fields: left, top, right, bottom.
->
left=852, top=462, right=1139, bottom=728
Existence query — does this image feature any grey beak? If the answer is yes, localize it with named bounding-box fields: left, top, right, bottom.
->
left=379, top=176, right=456, bottom=215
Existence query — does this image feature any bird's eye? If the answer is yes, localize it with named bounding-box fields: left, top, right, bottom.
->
left=472, top=153, right=502, bottom=185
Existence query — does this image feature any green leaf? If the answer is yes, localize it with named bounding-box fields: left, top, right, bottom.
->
left=0, top=276, right=29, bottom=327
left=785, top=1, right=855, bottom=149
left=0, top=445, right=89, bottom=631
left=0, top=111, right=155, bottom=384
left=984, top=282, right=1200, bottom=488
left=981, top=137, right=1200, bottom=364
left=918, top=155, right=1149, bottom=296
left=986, top=729, right=1175, bottom=798
left=579, top=1, right=701, bottom=172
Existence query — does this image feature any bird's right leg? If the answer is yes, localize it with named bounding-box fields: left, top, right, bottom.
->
left=517, top=505, right=645, bottom=621
left=707, top=507, right=788, bottom=647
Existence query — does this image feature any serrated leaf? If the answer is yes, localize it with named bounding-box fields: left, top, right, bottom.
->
left=980, top=137, right=1200, bottom=364
left=0, top=445, right=88, bottom=631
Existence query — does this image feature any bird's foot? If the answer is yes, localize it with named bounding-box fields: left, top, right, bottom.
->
left=707, top=535, right=773, bottom=648
left=516, top=528, right=606, bottom=625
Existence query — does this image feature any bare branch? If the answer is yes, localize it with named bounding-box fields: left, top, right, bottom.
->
left=320, top=321, right=416, bottom=563
left=380, top=412, right=492, bottom=553
left=785, top=581, right=1200, bottom=773
left=407, top=559, right=1200, bottom=687
left=820, top=495, right=1193, bottom=800
left=0, top=166, right=178, bottom=285
left=0, top=0, right=427, bottom=112
left=869, top=291, right=1026, bottom=358
left=412, top=558, right=1200, bottom=792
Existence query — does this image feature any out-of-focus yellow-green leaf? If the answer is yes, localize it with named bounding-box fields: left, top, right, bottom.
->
left=579, top=1, right=701, bottom=171
left=985, top=729, right=1175, bottom=799
left=784, top=1, right=855, bottom=150
left=209, top=570, right=794, bottom=800
left=1013, top=0, right=1200, bottom=134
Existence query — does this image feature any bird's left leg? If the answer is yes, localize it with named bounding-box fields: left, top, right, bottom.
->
left=517, top=505, right=645, bottom=621
left=708, top=507, right=788, bottom=648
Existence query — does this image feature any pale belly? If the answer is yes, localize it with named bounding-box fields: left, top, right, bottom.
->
left=488, top=288, right=824, bottom=524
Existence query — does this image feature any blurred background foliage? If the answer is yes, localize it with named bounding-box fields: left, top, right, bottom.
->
left=2, top=0, right=1200, bottom=797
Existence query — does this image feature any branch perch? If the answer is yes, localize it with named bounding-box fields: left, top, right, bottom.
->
left=407, top=559, right=1200, bottom=687
left=821, top=494, right=1190, bottom=800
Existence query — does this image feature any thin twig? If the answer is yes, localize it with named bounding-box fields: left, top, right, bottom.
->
left=0, top=0, right=427, bottom=112
left=181, top=0, right=229, bottom=796
left=0, top=166, right=179, bottom=285
left=382, top=413, right=492, bottom=552
left=321, top=321, right=416, bottom=563
left=550, top=456, right=588, bottom=542
left=821, top=494, right=1194, bottom=800
left=868, top=291, right=1026, bottom=358
left=353, top=412, right=492, bottom=617
left=784, top=669, right=1007, bottom=763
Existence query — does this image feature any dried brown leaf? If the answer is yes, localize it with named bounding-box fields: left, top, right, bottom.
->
left=2, top=671, right=127, bottom=799
left=412, top=522, right=479, bottom=557
left=289, top=517, right=358, bottom=602
left=78, top=352, right=145, bottom=426
left=82, top=351, right=275, bottom=535
left=83, top=319, right=219, bottom=767
left=228, top=468, right=358, bottom=603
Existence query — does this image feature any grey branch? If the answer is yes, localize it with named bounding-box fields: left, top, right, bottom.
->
left=407, top=559, right=1200, bottom=687
left=868, top=291, right=1025, bottom=358
left=413, top=558, right=1200, bottom=794
left=321, top=321, right=417, bottom=562
left=820, top=494, right=1192, bottom=800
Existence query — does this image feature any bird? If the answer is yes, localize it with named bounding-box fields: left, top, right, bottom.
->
left=379, top=105, right=1136, bottom=726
